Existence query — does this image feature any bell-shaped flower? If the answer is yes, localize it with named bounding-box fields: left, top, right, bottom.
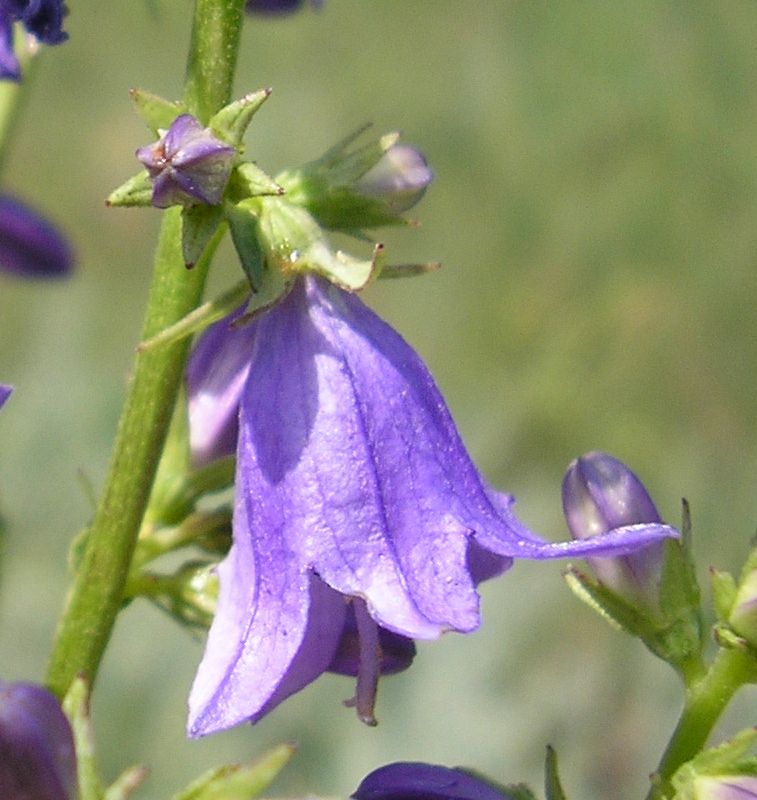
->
left=0, top=1, right=68, bottom=81
left=186, top=276, right=678, bottom=736
left=0, top=681, right=77, bottom=800
left=137, top=114, right=235, bottom=209
left=562, top=450, right=667, bottom=611
left=0, top=194, right=73, bottom=278
left=352, top=763, right=515, bottom=800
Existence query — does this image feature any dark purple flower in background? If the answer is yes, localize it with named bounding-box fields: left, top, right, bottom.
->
left=245, top=0, right=321, bottom=15
left=562, top=451, right=667, bottom=609
left=0, top=681, right=77, bottom=800
left=0, top=384, right=11, bottom=409
left=0, top=194, right=73, bottom=278
left=353, top=763, right=514, bottom=800
left=0, top=0, right=68, bottom=80
left=137, top=114, right=235, bottom=209
left=186, top=276, right=678, bottom=736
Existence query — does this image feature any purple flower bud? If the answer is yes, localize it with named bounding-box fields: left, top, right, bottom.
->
left=0, top=194, right=74, bottom=278
left=0, top=1, right=68, bottom=81
left=562, top=451, right=666, bottom=609
left=355, top=145, right=433, bottom=214
left=352, top=763, right=515, bottom=800
left=728, top=565, right=757, bottom=646
left=694, top=775, right=757, bottom=799
left=0, top=384, right=11, bottom=409
left=0, top=681, right=77, bottom=800
left=245, top=0, right=321, bottom=15
left=137, top=114, right=235, bottom=209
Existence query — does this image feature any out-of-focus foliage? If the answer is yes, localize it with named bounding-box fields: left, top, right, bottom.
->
left=0, top=3, right=756, bottom=799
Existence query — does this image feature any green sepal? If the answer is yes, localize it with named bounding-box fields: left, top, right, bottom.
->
left=258, top=197, right=382, bottom=290
left=137, top=280, right=251, bottom=352
left=710, top=567, right=738, bottom=623
left=181, top=204, right=226, bottom=268
left=126, top=561, right=219, bottom=631
left=106, top=170, right=153, bottom=208
left=229, top=161, right=283, bottom=200
left=103, top=767, right=150, bottom=800
left=713, top=622, right=751, bottom=653
left=669, top=728, right=757, bottom=800
left=208, top=88, right=272, bottom=150
left=171, top=743, right=295, bottom=800
left=545, top=746, right=569, bottom=800
left=377, top=261, right=442, bottom=280
left=225, top=201, right=266, bottom=288
left=129, top=87, right=187, bottom=135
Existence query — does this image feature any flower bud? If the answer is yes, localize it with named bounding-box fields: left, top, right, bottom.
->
left=246, top=0, right=322, bottom=13
left=137, top=114, right=235, bottom=209
left=693, top=775, right=757, bottom=799
left=355, top=145, right=433, bottom=214
left=0, top=195, right=74, bottom=278
left=0, top=681, right=77, bottom=800
left=352, top=763, right=515, bottom=800
left=728, top=561, right=757, bottom=647
left=562, top=451, right=665, bottom=609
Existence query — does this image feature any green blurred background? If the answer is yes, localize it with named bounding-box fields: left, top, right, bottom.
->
left=0, top=2, right=756, bottom=797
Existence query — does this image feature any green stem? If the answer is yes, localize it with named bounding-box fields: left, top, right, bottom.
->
left=45, top=0, right=245, bottom=698
left=647, top=647, right=756, bottom=799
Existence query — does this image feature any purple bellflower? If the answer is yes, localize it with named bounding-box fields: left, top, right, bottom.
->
left=186, top=276, right=678, bottom=736
left=137, top=114, right=235, bottom=209
left=352, top=763, right=515, bottom=800
left=562, top=451, right=667, bottom=610
left=0, top=383, right=11, bottom=408
left=0, top=194, right=73, bottom=278
left=0, top=0, right=68, bottom=81
left=0, top=681, right=77, bottom=800
left=245, top=0, right=321, bottom=15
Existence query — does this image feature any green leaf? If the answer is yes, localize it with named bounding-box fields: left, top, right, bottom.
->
left=209, top=89, right=272, bottom=149
left=106, top=171, right=154, bottom=208
left=182, top=205, right=225, bottom=268
left=130, top=88, right=187, bottom=134
left=171, top=743, right=295, bottom=800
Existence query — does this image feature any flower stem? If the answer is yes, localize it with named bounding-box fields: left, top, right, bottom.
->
left=646, top=646, right=757, bottom=799
left=45, top=0, right=245, bottom=699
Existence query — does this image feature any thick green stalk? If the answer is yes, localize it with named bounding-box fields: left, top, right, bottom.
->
left=46, top=0, right=245, bottom=698
left=647, top=647, right=756, bottom=799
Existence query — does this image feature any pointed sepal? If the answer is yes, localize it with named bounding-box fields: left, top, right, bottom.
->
left=182, top=204, right=225, bottom=268
left=544, top=747, right=569, bottom=800
left=209, top=89, right=272, bottom=150
left=129, top=88, right=187, bottom=135
left=106, top=171, right=154, bottom=207
left=170, top=743, right=295, bottom=800
left=377, top=261, right=442, bottom=280
left=229, top=161, right=283, bottom=200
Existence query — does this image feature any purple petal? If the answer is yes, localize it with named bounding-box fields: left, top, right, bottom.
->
left=18, top=0, right=68, bottom=46
left=245, top=0, right=322, bottom=15
left=353, top=763, right=514, bottom=800
left=187, top=481, right=347, bottom=736
left=0, top=194, right=73, bottom=277
left=0, top=13, right=20, bottom=80
left=0, top=384, right=11, bottom=409
left=187, top=308, right=257, bottom=466
left=695, top=776, right=757, bottom=800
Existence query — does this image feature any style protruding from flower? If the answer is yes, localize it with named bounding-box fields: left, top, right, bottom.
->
left=562, top=451, right=667, bottom=610
left=0, top=681, right=77, bottom=800
left=0, top=0, right=68, bottom=80
left=352, top=763, right=515, bottom=800
left=0, top=194, right=74, bottom=278
left=245, top=0, right=322, bottom=15
left=186, top=276, right=679, bottom=736
left=137, top=114, right=235, bottom=209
